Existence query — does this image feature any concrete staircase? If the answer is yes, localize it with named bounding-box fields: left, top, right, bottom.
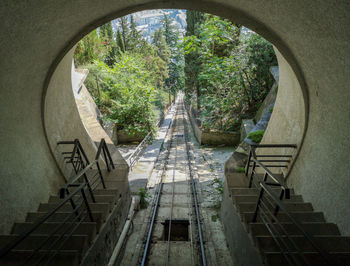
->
left=0, top=180, right=123, bottom=265
left=229, top=184, right=350, bottom=265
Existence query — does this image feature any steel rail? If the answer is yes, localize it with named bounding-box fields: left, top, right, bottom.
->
left=140, top=103, right=178, bottom=266
left=182, top=99, right=207, bottom=266
left=165, top=107, right=179, bottom=266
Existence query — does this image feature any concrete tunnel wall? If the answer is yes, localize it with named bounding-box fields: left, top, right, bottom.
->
left=0, top=0, right=349, bottom=235
left=45, top=47, right=107, bottom=180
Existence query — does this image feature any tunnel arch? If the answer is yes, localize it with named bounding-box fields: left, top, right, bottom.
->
left=43, top=4, right=309, bottom=178
left=1, top=0, right=349, bottom=236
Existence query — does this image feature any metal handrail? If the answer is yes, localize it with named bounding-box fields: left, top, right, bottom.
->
left=245, top=144, right=336, bottom=265
left=0, top=182, right=93, bottom=261
left=58, top=139, right=90, bottom=174
left=60, top=138, right=115, bottom=199
left=245, top=144, right=296, bottom=187
left=127, top=102, right=174, bottom=170
left=0, top=139, right=116, bottom=264
left=257, top=182, right=335, bottom=265
left=127, top=132, right=152, bottom=169
left=95, top=138, right=114, bottom=172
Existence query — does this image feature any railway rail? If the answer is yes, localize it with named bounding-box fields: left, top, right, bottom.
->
left=140, top=95, right=207, bottom=266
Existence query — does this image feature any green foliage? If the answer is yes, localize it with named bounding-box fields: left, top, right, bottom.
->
left=237, top=167, right=246, bottom=173
left=247, top=130, right=265, bottom=143
left=212, top=177, right=223, bottom=194
left=92, top=53, right=157, bottom=137
left=138, top=188, right=151, bottom=209
left=74, top=30, right=105, bottom=66
left=183, top=13, right=277, bottom=132
left=75, top=16, right=177, bottom=139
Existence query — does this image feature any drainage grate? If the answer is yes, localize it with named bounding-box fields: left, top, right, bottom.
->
left=162, top=219, right=189, bottom=241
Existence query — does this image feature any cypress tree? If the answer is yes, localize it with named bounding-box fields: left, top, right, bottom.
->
left=116, top=29, right=125, bottom=53
left=119, top=17, right=129, bottom=51
left=184, top=10, right=205, bottom=110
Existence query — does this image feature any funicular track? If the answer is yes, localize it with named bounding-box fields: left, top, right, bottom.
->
left=140, top=96, right=207, bottom=266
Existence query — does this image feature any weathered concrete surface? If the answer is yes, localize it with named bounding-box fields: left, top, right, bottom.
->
left=254, top=67, right=278, bottom=122
left=220, top=180, right=263, bottom=266
left=186, top=104, right=241, bottom=146
left=116, top=130, right=145, bottom=144
left=240, top=119, right=255, bottom=142
left=81, top=169, right=131, bottom=266
left=73, top=74, right=127, bottom=168
left=0, top=0, right=349, bottom=236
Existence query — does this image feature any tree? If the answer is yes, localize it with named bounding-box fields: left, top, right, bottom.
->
left=153, top=28, right=171, bottom=65
left=160, top=14, right=184, bottom=99
left=184, top=10, right=205, bottom=109
left=183, top=14, right=276, bottom=132
left=99, top=21, right=114, bottom=41
left=128, top=15, right=143, bottom=51
left=116, top=29, right=125, bottom=53
left=74, top=29, right=104, bottom=66
left=119, top=17, right=129, bottom=51
left=98, top=22, right=118, bottom=67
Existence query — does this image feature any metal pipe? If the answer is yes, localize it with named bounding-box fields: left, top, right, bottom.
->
left=108, top=197, right=139, bottom=266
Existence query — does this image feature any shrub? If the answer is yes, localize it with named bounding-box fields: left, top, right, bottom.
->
left=248, top=130, right=265, bottom=143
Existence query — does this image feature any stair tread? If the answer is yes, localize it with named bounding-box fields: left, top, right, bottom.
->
left=11, top=222, right=97, bottom=242
left=38, top=202, right=110, bottom=215
left=243, top=211, right=326, bottom=222
left=0, top=249, right=79, bottom=266
left=233, top=194, right=303, bottom=203
left=25, top=212, right=104, bottom=229
left=237, top=202, right=313, bottom=212
left=264, top=251, right=350, bottom=266
left=0, top=234, right=88, bottom=253
left=48, top=195, right=117, bottom=205
left=256, top=235, right=350, bottom=252
left=249, top=222, right=341, bottom=236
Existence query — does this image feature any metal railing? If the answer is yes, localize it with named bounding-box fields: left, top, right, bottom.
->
left=127, top=102, right=174, bottom=170
left=245, top=144, right=336, bottom=266
left=58, top=139, right=90, bottom=174
left=127, top=132, right=152, bottom=169
left=0, top=138, right=114, bottom=265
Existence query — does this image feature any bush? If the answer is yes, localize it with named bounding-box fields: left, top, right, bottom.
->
left=247, top=130, right=265, bottom=143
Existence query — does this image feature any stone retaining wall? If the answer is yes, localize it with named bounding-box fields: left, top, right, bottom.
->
left=185, top=103, right=240, bottom=146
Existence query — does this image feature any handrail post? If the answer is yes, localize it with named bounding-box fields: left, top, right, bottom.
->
left=82, top=172, right=96, bottom=203
left=96, top=161, right=106, bottom=189
left=248, top=161, right=256, bottom=188
left=81, top=188, right=94, bottom=222
left=245, top=149, right=252, bottom=177
left=103, top=141, right=115, bottom=169
left=102, top=146, right=110, bottom=172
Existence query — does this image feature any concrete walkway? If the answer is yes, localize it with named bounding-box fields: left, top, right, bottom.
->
left=128, top=102, right=176, bottom=193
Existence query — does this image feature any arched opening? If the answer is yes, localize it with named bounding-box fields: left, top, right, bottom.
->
left=1, top=0, right=348, bottom=248
left=44, top=8, right=306, bottom=182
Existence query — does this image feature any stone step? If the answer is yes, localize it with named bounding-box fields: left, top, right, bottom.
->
left=231, top=188, right=295, bottom=196
left=0, top=234, right=88, bottom=254
left=243, top=212, right=326, bottom=223
left=93, top=189, right=121, bottom=198
left=26, top=212, right=104, bottom=230
left=48, top=194, right=117, bottom=205
left=249, top=222, right=341, bottom=236
left=264, top=251, right=350, bottom=266
left=256, top=236, right=350, bottom=253
left=233, top=194, right=303, bottom=204
left=38, top=203, right=110, bottom=218
left=237, top=202, right=313, bottom=213
left=11, top=222, right=97, bottom=243
left=0, top=250, right=79, bottom=266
